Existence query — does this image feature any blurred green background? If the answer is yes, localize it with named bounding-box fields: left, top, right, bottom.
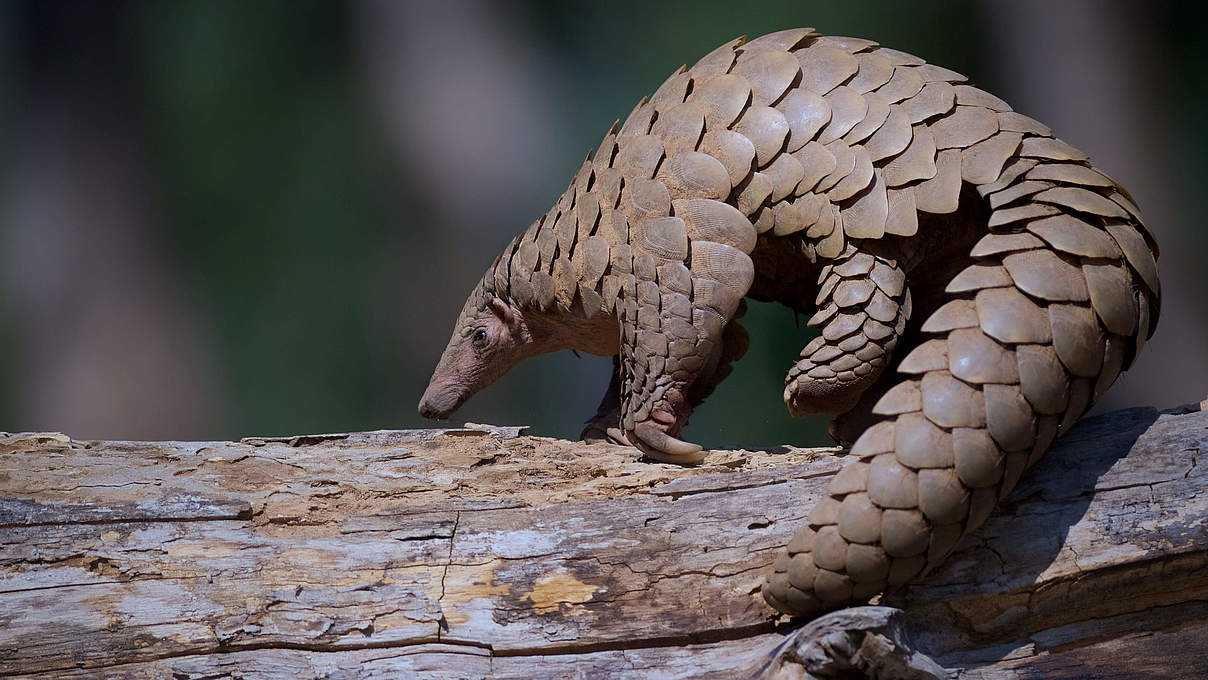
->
left=0, top=0, right=1203, bottom=447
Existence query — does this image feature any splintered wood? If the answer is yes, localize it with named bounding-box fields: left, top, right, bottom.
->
left=1, top=407, right=1205, bottom=679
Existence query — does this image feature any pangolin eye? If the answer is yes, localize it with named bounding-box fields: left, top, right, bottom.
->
left=471, top=329, right=488, bottom=347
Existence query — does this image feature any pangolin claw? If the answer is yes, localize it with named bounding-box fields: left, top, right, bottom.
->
left=603, top=426, right=632, bottom=447
left=628, top=421, right=706, bottom=464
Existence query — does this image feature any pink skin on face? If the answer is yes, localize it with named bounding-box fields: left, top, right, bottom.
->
left=418, top=297, right=620, bottom=421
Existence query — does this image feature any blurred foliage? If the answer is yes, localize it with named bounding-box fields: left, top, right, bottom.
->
left=0, top=4, right=19, bottom=424
left=3, top=0, right=986, bottom=444
left=7, top=0, right=1097, bottom=448
left=135, top=0, right=400, bottom=435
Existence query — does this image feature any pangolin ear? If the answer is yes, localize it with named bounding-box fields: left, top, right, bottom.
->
left=488, top=296, right=519, bottom=329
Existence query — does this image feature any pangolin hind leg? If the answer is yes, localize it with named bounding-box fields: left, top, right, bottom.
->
left=784, top=245, right=911, bottom=422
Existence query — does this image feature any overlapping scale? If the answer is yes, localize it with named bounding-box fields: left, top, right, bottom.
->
left=732, top=49, right=802, bottom=106
left=795, top=45, right=859, bottom=95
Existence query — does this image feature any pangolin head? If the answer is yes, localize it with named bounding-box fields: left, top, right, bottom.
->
left=418, top=280, right=533, bottom=420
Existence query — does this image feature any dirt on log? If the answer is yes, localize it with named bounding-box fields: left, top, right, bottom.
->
left=1, top=402, right=1205, bottom=679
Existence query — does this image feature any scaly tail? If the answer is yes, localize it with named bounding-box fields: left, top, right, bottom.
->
left=764, top=144, right=1160, bottom=615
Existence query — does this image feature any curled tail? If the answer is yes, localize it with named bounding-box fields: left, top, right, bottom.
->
left=764, top=145, right=1160, bottom=615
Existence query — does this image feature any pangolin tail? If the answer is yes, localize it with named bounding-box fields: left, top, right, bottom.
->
left=764, top=149, right=1160, bottom=616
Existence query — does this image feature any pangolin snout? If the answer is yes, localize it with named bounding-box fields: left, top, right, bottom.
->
left=417, top=400, right=443, bottom=420
left=418, top=384, right=462, bottom=420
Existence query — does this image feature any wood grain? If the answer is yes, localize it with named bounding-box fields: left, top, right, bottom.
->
left=1, top=404, right=1204, bottom=678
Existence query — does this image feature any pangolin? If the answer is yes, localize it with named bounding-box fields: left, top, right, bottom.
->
left=418, top=28, right=1160, bottom=617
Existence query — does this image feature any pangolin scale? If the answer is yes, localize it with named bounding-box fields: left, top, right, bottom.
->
left=419, top=28, right=1160, bottom=617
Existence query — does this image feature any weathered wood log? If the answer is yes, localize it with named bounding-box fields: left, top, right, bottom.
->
left=1, top=403, right=1205, bottom=679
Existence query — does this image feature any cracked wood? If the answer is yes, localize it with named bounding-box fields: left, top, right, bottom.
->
left=1, top=404, right=1206, bottom=678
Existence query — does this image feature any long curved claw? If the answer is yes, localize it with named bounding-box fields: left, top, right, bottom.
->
left=628, top=421, right=706, bottom=464
left=604, top=426, right=632, bottom=447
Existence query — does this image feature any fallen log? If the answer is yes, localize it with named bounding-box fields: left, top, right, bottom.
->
left=1, top=402, right=1205, bottom=678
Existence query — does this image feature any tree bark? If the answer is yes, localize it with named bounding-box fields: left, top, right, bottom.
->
left=2, top=402, right=1205, bottom=679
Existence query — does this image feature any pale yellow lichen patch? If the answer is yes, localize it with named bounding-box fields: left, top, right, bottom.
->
left=439, top=560, right=510, bottom=625
left=526, top=571, right=599, bottom=614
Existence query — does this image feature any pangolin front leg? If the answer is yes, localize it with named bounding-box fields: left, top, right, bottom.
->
left=612, top=214, right=756, bottom=462
left=582, top=308, right=750, bottom=445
